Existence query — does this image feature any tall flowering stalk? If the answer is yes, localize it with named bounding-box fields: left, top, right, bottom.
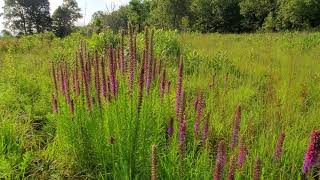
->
left=119, top=30, right=125, bottom=74
left=149, top=29, right=155, bottom=83
left=253, top=158, right=262, bottom=180
left=152, top=57, right=157, bottom=82
left=51, top=63, right=58, bottom=96
left=59, top=63, right=66, bottom=95
left=230, top=104, right=241, bottom=149
left=101, top=53, right=107, bottom=100
left=228, top=155, right=236, bottom=180
left=176, top=56, right=183, bottom=122
left=167, top=117, right=174, bottom=138
left=144, top=27, right=149, bottom=85
left=109, top=47, right=117, bottom=97
left=214, top=140, right=226, bottom=180
left=167, top=81, right=171, bottom=94
left=151, top=144, right=157, bottom=180
left=80, top=42, right=92, bottom=110
left=202, top=112, right=210, bottom=145
left=73, top=59, right=80, bottom=96
left=273, top=132, right=286, bottom=161
left=51, top=93, right=58, bottom=113
left=128, top=24, right=135, bottom=95
left=137, top=58, right=145, bottom=114
left=86, top=55, right=92, bottom=86
left=146, top=29, right=153, bottom=95
left=93, top=50, right=101, bottom=106
left=106, top=76, right=111, bottom=102
left=157, top=59, right=162, bottom=76
left=64, top=67, right=71, bottom=106
left=302, top=130, right=320, bottom=174
left=179, top=91, right=186, bottom=154
left=160, top=69, right=166, bottom=98
left=194, top=91, right=205, bottom=139
left=237, top=137, right=247, bottom=169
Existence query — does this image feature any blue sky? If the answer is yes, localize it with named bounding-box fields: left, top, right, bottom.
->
left=0, top=0, right=130, bottom=32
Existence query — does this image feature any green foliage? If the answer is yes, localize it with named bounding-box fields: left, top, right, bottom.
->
left=190, top=0, right=242, bottom=32
left=89, top=7, right=129, bottom=34
left=240, top=0, right=276, bottom=31
left=88, top=30, right=120, bottom=52
left=128, top=0, right=151, bottom=31
left=52, top=0, right=82, bottom=37
left=2, top=0, right=52, bottom=35
left=149, top=0, right=191, bottom=30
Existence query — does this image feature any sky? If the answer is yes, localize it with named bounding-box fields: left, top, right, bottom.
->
left=0, top=0, right=130, bottom=32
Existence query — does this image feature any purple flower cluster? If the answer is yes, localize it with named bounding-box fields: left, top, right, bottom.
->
left=303, top=130, right=320, bottom=174
left=214, top=141, right=226, bottom=180
left=237, top=137, right=247, bottom=169
left=274, top=132, right=286, bottom=161
left=230, top=105, right=241, bottom=149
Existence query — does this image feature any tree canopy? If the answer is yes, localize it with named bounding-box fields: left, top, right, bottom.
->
left=52, top=0, right=82, bottom=37
left=2, top=0, right=52, bottom=35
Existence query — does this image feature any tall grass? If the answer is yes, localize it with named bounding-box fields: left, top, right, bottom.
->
left=0, top=31, right=319, bottom=179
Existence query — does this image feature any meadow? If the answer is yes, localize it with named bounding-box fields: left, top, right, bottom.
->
left=0, top=30, right=320, bottom=179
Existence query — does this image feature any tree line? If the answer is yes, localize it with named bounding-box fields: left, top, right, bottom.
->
left=2, top=0, right=320, bottom=37
left=90, top=0, right=320, bottom=33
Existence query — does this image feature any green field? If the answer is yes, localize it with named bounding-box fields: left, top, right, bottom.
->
left=0, top=31, right=320, bottom=179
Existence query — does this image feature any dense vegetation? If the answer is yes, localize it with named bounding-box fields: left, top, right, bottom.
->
left=2, top=0, right=320, bottom=37
left=90, top=0, right=320, bottom=33
left=0, top=29, right=320, bottom=179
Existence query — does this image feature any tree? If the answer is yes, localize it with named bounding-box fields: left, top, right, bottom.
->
left=275, top=0, right=320, bottom=30
left=2, top=0, right=52, bottom=35
left=128, top=0, right=150, bottom=31
left=240, top=0, right=276, bottom=32
left=52, top=0, right=82, bottom=37
left=90, top=6, right=129, bottom=33
left=149, top=0, right=191, bottom=30
left=190, top=0, right=242, bottom=32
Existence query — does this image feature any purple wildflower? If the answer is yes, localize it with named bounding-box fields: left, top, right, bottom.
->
left=101, top=53, right=107, bottom=100
left=79, top=42, right=92, bottom=110
left=274, top=132, right=286, bottom=161
left=109, top=47, right=117, bottom=97
left=137, top=59, right=145, bottom=114
left=94, top=50, right=101, bottom=105
left=230, top=104, right=241, bottom=149
left=214, top=140, right=226, bottom=180
left=120, top=30, right=125, bottom=74
left=176, top=56, right=183, bottom=122
left=60, top=64, right=66, bottom=95
left=302, top=131, right=320, bottom=174
left=160, top=69, right=166, bottom=98
left=51, top=63, right=58, bottom=95
left=194, top=91, right=205, bottom=139
left=228, top=155, right=236, bottom=180
left=237, top=137, right=247, bottom=169
left=151, top=144, right=157, bottom=180
left=202, top=112, right=210, bottom=145
left=128, top=24, right=135, bottom=95
left=253, top=158, right=262, bottom=180
left=167, top=117, right=174, bottom=138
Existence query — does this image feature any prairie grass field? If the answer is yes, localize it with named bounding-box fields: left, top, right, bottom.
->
left=0, top=30, right=320, bottom=179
